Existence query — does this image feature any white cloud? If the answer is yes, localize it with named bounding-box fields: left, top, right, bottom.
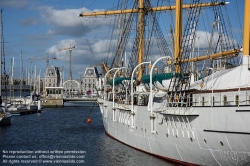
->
left=46, top=37, right=123, bottom=69
left=39, top=6, right=111, bottom=37
left=46, top=38, right=109, bottom=78
left=47, top=39, right=76, bottom=61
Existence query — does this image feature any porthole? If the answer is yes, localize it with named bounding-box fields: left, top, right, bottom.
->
left=176, top=135, right=178, bottom=138
left=220, top=141, right=224, bottom=146
left=166, top=133, right=168, bottom=137
left=190, top=137, right=193, bottom=142
left=204, top=139, right=207, bottom=144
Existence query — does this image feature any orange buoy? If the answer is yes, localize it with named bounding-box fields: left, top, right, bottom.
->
left=87, top=118, right=91, bottom=123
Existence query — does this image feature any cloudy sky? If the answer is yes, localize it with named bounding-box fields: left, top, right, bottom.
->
left=0, top=0, right=114, bottom=80
left=0, top=0, right=244, bottom=80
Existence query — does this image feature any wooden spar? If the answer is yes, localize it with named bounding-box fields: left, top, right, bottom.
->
left=79, top=2, right=225, bottom=17
left=79, top=1, right=233, bottom=77
left=174, top=0, right=182, bottom=73
left=137, top=0, right=144, bottom=80
left=181, top=49, right=240, bottom=63
left=243, top=0, right=250, bottom=56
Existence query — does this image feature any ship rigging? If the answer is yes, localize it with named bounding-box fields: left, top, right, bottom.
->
left=79, top=1, right=250, bottom=165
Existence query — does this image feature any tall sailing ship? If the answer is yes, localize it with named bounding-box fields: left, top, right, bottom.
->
left=80, top=0, right=250, bottom=165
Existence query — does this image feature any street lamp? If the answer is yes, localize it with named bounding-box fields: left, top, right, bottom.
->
left=104, top=68, right=119, bottom=101
left=102, top=68, right=119, bottom=118
left=130, top=61, right=151, bottom=128
left=112, top=67, right=126, bottom=107
left=149, top=56, right=171, bottom=132
left=112, top=67, right=126, bottom=121
left=131, top=61, right=151, bottom=112
left=150, top=56, right=171, bottom=114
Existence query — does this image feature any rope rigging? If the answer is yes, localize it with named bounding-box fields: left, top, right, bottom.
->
left=127, top=0, right=173, bottom=75
left=169, top=0, right=202, bottom=92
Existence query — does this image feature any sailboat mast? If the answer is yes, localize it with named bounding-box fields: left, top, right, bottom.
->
left=11, top=57, right=14, bottom=98
left=243, top=0, right=250, bottom=62
left=0, top=10, right=2, bottom=97
left=174, top=0, right=182, bottom=73
left=20, top=50, right=23, bottom=97
left=137, top=0, right=145, bottom=80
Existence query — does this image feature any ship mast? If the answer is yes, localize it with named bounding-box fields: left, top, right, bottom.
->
left=79, top=1, right=237, bottom=79
left=174, top=0, right=182, bottom=73
left=243, top=0, right=250, bottom=62
left=138, top=0, right=145, bottom=80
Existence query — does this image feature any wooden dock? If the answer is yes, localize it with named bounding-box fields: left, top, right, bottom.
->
left=63, top=97, right=97, bottom=102
left=40, top=97, right=97, bottom=108
left=42, top=98, right=64, bottom=108
left=9, top=110, right=42, bottom=116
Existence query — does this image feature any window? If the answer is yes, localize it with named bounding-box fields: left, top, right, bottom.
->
left=223, top=95, right=227, bottom=106
left=187, top=95, right=190, bottom=106
left=202, top=97, right=205, bottom=106
left=235, top=95, right=239, bottom=106
left=210, top=96, right=215, bottom=106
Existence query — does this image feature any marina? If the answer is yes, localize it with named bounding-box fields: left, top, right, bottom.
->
left=0, top=0, right=249, bottom=165
left=0, top=102, right=173, bottom=166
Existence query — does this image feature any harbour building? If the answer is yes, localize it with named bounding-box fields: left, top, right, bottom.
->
left=61, top=67, right=100, bottom=97
left=63, top=79, right=80, bottom=97
left=44, top=66, right=63, bottom=99
left=81, top=67, right=99, bottom=96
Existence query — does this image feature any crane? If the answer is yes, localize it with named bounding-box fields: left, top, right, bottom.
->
left=28, top=53, right=57, bottom=69
left=59, top=43, right=75, bottom=80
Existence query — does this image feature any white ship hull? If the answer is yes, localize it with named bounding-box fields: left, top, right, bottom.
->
left=79, top=0, right=250, bottom=165
left=98, top=98, right=250, bottom=166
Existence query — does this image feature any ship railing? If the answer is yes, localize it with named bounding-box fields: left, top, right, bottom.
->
left=164, top=102, right=191, bottom=115
left=192, top=92, right=250, bottom=107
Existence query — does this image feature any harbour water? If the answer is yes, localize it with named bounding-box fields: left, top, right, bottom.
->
left=0, top=102, right=175, bottom=166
